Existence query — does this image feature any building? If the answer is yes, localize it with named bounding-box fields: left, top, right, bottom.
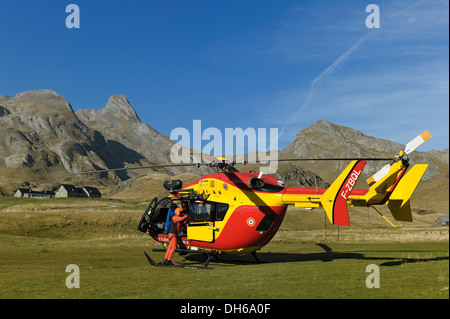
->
left=55, top=184, right=101, bottom=198
left=55, top=184, right=87, bottom=198
left=434, top=216, right=449, bottom=227
left=13, top=188, right=55, bottom=198
left=14, top=188, right=30, bottom=198
left=82, top=186, right=102, bottom=198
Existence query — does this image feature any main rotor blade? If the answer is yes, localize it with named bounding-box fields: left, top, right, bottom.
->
left=73, top=157, right=393, bottom=175
left=237, top=157, right=392, bottom=165
left=73, top=163, right=204, bottom=175
left=275, top=157, right=392, bottom=162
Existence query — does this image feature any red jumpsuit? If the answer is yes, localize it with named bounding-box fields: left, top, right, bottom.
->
left=164, top=207, right=188, bottom=262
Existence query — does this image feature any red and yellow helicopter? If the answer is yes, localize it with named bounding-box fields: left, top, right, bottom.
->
left=85, top=130, right=432, bottom=269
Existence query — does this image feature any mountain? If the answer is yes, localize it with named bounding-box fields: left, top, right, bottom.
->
left=1, top=90, right=447, bottom=205
left=75, top=94, right=213, bottom=176
left=280, top=120, right=447, bottom=184
left=0, top=90, right=189, bottom=194
left=76, top=95, right=173, bottom=167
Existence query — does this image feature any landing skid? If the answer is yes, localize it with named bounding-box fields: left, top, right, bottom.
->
left=145, top=248, right=262, bottom=269
left=144, top=251, right=214, bottom=269
left=251, top=251, right=261, bottom=263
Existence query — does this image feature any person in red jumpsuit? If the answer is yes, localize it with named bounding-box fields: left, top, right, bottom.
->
left=162, top=201, right=189, bottom=265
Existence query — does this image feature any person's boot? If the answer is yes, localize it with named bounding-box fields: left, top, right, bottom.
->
left=164, top=259, right=174, bottom=265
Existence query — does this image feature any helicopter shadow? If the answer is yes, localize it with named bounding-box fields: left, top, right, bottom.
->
left=185, top=243, right=449, bottom=267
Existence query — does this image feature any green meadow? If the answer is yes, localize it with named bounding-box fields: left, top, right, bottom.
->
left=0, top=197, right=448, bottom=299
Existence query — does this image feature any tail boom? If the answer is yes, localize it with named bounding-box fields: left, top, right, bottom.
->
left=280, top=157, right=428, bottom=226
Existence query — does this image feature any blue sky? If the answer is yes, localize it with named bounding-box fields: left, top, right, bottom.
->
left=0, top=0, right=448, bottom=153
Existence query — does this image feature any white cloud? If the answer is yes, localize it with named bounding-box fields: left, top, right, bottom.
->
left=252, top=55, right=448, bottom=150
left=251, top=0, right=449, bottom=151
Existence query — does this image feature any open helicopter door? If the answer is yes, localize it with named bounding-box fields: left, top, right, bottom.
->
left=186, top=201, right=216, bottom=242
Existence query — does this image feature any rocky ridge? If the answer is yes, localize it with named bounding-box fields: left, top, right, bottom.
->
left=280, top=120, right=447, bottom=184
left=0, top=90, right=448, bottom=198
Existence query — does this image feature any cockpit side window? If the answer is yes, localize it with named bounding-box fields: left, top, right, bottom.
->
left=216, top=203, right=229, bottom=221
left=189, top=202, right=214, bottom=222
left=188, top=201, right=229, bottom=222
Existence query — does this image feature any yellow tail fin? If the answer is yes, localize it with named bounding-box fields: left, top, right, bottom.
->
left=320, top=160, right=367, bottom=226
left=386, top=164, right=428, bottom=221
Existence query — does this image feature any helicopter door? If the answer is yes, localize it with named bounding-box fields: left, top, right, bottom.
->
left=187, top=201, right=216, bottom=242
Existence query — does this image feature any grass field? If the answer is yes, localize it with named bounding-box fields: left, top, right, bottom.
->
left=0, top=197, right=448, bottom=299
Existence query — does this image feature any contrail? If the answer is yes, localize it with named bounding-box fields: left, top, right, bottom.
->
left=279, top=31, right=374, bottom=139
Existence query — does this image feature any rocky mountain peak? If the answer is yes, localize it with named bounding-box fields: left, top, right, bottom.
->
left=103, top=94, right=140, bottom=121
left=301, top=120, right=366, bottom=141
left=305, top=119, right=335, bottom=131
left=4, top=89, right=75, bottom=117
left=76, top=93, right=177, bottom=172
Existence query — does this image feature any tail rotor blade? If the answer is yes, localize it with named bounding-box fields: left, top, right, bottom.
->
left=367, top=163, right=391, bottom=186
left=367, top=130, right=431, bottom=186
left=404, top=130, right=431, bottom=154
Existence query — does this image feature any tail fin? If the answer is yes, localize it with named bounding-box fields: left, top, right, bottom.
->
left=386, top=164, right=428, bottom=221
left=320, top=160, right=367, bottom=226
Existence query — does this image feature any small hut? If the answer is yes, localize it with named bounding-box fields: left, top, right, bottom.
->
left=434, top=216, right=449, bottom=227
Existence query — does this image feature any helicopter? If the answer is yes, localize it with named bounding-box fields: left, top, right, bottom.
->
left=81, top=130, right=431, bottom=269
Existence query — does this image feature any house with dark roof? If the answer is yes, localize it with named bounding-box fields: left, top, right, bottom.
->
left=13, top=188, right=55, bottom=198
left=55, top=184, right=101, bottom=198
left=55, top=184, right=87, bottom=198
left=82, top=186, right=102, bottom=198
